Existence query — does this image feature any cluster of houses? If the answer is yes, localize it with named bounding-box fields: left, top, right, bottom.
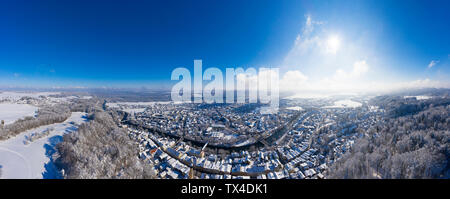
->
left=127, top=103, right=289, bottom=147
left=130, top=128, right=286, bottom=179
left=118, top=101, right=384, bottom=179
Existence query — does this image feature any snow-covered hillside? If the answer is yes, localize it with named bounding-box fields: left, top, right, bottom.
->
left=0, top=91, right=93, bottom=106
left=0, top=92, right=59, bottom=101
left=0, top=112, right=87, bottom=179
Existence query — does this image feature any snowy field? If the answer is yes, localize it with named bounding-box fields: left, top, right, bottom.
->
left=323, top=99, right=362, bottom=108
left=0, top=91, right=93, bottom=106
left=0, top=103, right=38, bottom=125
left=284, top=93, right=330, bottom=99
left=286, top=106, right=303, bottom=111
left=404, top=95, right=432, bottom=100
left=0, top=112, right=87, bottom=179
left=0, top=91, right=59, bottom=101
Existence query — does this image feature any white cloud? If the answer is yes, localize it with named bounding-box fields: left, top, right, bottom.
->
left=278, top=15, right=449, bottom=97
left=350, top=60, right=369, bottom=77
left=236, top=68, right=278, bottom=91
left=332, top=60, right=368, bottom=80
left=282, top=70, right=308, bottom=82
left=427, top=60, right=439, bottom=68
left=303, top=14, right=324, bottom=35
left=277, top=59, right=450, bottom=95
left=235, top=68, right=450, bottom=98
left=283, top=14, right=347, bottom=71
left=280, top=70, right=309, bottom=91
left=287, top=15, right=324, bottom=59
left=386, top=78, right=449, bottom=90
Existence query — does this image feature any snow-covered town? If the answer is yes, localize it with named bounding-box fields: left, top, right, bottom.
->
left=0, top=88, right=449, bottom=180
left=112, top=97, right=384, bottom=179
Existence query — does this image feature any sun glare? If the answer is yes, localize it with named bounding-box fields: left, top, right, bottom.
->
left=326, top=35, right=340, bottom=54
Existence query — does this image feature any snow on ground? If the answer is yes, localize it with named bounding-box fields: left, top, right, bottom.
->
left=233, top=139, right=255, bottom=147
left=123, top=108, right=146, bottom=113
left=0, top=92, right=59, bottom=101
left=323, top=99, right=362, bottom=108
left=286, top=106, right=303, bottom=111
left=0, top=112, right=87, bottom=179
left=106, top=101, right=172, bottom=108
left=44, top=96, right=76, bottom=105
left=404, top=95, right=432, bottom=100
left=0, top=91, right=92, bottom=106
left=284, top=93, right=330, bottom=99
left=0, top=103, right=38, bottom=125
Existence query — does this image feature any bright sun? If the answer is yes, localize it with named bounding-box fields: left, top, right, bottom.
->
left=326, top=35, right=340, bottom=54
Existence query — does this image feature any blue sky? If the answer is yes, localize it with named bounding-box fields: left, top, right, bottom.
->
left=0, top=0, right=448, bottom=91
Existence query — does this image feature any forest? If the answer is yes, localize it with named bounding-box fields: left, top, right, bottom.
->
left=54, top=107, right=155, bottom=179
left=328, top=96, right=450, bottom=179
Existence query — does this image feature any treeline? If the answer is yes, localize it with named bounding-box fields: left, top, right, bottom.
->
left=54, top=110, right=155, bottom=179
left=24, top=127, right=53, bottom=144
left=69, top=97, right=105, bottom=113
left=370, top=95, right=450, bottom=117
left=0, top=97, right=107, bottom=141
left=327, top=102, right=450, bottom=179
left=89, top=90, right=171, bottom=102
left=0, top=105, right=71, bottom=140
